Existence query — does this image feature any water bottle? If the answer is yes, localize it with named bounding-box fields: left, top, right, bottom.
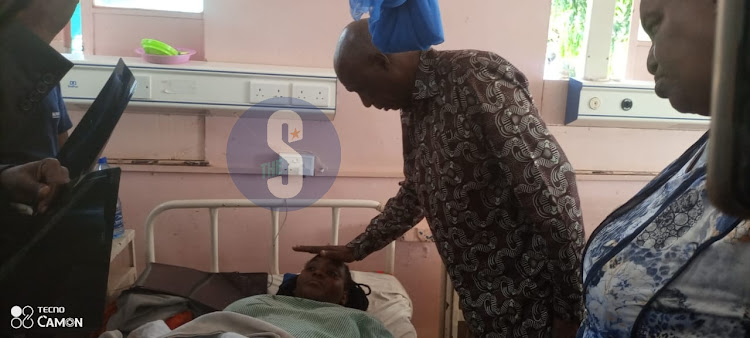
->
left=96, top=157, right=125, bottom=239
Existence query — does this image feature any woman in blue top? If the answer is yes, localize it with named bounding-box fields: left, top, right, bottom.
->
left=578, top=0, right=750, bottom=337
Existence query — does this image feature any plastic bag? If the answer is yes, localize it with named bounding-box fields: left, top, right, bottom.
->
left=350, top=0, right=444, bottom=53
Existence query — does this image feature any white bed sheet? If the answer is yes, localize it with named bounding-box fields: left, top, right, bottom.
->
left=267, top=271, right=417, bottom=338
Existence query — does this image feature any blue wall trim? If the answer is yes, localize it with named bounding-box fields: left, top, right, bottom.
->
left=565, top=78, right=583, bottom=125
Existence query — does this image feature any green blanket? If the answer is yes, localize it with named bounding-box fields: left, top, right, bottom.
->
left=225, top=295, right=394, bottom=338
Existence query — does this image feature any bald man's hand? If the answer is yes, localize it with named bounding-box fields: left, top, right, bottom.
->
left=293, top=245, right=356, bottom=263
left=0, top=159, right=70, bottom=213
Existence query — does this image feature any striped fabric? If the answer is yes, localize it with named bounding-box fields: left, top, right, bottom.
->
left=225, top=295, right=394, bottom=338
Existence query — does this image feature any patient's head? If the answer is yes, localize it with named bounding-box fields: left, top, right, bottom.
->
left=294, top=255, right=351, bottom=305
left=277, top=255, right=370, bottom=311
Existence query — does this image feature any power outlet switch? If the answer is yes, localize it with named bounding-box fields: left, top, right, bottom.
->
left=279, top=153, right=315, bottom=176
left=250, top=81, right=291, bottom=104
left=292, top=83, right=330, bottom=107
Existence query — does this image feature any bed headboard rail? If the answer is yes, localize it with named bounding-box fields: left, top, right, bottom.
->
left=144, top=199, right=395, bottom=274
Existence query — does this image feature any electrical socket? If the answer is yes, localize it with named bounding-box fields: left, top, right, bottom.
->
left=279, top=153, right=315, bottom=177
left=250, top=81, right=291, bottom=104
left=133, top=75, right=152, bottom=99
left=292, top=83, right=330, bottom=107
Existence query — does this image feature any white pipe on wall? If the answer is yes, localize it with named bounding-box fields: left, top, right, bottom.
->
left=210, top=208, right=219, bottom=273
left=271, top=208, right=280, bottom=275
left=332, top=207, right=341, bottom=245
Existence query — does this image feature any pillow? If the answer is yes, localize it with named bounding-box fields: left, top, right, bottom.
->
left=267, top=271, right=416, bottom=338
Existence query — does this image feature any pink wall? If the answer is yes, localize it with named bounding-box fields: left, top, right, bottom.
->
left=91, top=13, right=204, bottom=60
left=77, top=1, right=707, bottom=337
left=203, top=0, right=549, bottom=100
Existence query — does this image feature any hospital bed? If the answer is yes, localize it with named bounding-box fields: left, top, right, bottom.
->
left=140, top=198, right=418, bottom=338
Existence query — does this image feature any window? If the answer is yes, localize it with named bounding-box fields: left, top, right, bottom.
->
left=51, top=3, right=82, bottom=53
left=93, top=0, right=204, bottom=13
left=610, top=0, right=634, bottom=80
left=545, top=0, right=587, bottom=79
left=71, top=3, right=83, bottom=52
left=637, top=22, right=651, bottom=42
left=545, top=0, right=647, bottom=81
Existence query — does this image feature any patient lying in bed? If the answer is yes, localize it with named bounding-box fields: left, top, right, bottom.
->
left=224, top=255, right=393, bottom=338
left=104, top=256, right=393, bottom=338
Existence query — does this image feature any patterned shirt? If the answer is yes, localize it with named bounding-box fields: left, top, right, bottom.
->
left=347, top=49, right=585, bottom=337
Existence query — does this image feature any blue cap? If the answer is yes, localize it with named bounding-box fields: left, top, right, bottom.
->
left=97, top=157, right=108, bottom=164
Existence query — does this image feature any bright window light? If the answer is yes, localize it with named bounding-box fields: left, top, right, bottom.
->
left=545, top=0, right=634, bottom=80
left=637, top=22, right=651, bottom=42
left=71, top=3, right=83, bottom=52
left=93, top=0, right=203, bottom=13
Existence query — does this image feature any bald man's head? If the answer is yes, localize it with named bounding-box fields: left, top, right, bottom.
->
left=334, top=20, right=381, bottom=73
left=333, top=19, right=421, bottom=111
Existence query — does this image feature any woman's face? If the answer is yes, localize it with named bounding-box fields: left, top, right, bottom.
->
left=642, top=0, right=716, bottom=115
left=293, top=256, right=348, bottom=305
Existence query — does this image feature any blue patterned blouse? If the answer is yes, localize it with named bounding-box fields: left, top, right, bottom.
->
left=578, top=133, right=750, bottom=337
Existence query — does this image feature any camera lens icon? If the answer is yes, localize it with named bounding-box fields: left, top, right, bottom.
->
left=10, top=305, right=34, bottom=329
left=11, top=306, right=22, bottom=318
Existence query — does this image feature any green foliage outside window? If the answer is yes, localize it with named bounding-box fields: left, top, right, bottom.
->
left=547, top=0, right=633, bottom=78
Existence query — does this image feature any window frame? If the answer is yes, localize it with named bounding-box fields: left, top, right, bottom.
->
left=548, top=0, right=653, bottom=83
left=92, top=0, right=204, bottom=16
left=625, top=0, right=654, bottom=81
left=580, top=0, right=619, bottom=80
left=78, top=0, right=203, bottom=56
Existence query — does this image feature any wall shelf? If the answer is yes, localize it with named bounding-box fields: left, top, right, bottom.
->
left=60, top=53, right=338, bottom=120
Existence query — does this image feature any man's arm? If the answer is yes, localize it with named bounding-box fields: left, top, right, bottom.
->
left=346, top=179, right=425, bottom=260
left=294, top=179, right=425, bottom=262
left=470, top=62, right=585, bottom=335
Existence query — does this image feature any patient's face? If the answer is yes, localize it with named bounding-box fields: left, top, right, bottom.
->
left=641, top=0, right=716, bottom=115
left=294, top=256, right=348, bottom=305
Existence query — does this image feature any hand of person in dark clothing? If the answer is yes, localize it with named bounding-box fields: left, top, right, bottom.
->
left=0, top=158, right=69, bottom=213
left=293, top=245, right=356, bottom=263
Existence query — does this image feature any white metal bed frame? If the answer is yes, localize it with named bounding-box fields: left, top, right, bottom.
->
left=144, top=199, right=396, bottom=275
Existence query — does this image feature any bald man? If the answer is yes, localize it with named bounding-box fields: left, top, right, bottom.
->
left=295, top=20, right=585, bottom=338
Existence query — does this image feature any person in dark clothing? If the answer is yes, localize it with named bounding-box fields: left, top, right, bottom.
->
left=0, top=0, right=79, bottom=212
left=0, top=84, right=73, bottom=164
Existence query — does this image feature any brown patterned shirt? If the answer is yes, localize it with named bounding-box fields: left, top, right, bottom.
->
left=347, top=49, right=585, bottom=337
